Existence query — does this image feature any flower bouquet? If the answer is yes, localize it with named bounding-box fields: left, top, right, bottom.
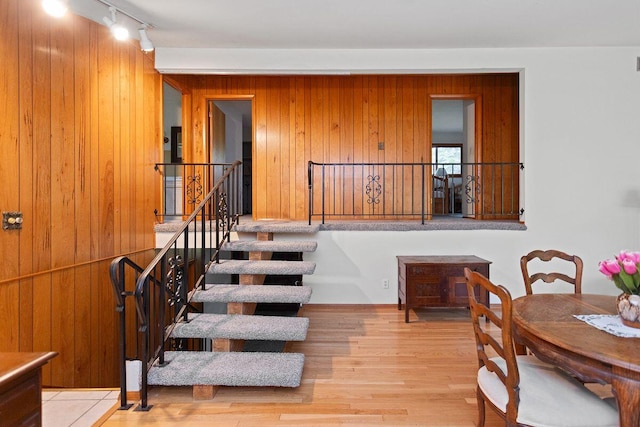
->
left=599, top=251, right=640, bottom=328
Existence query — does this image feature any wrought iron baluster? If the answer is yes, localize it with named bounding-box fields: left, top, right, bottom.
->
left=186, top=173, right=203, bottom=206
left=366, top=174, right=382, bottom=206
left=166, top=256, right=185, bottom=309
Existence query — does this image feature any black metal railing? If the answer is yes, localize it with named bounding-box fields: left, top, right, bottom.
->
left=154, top=162, right=238, bottom=220
left=110, top=160, right=242, bottom=411
left=308, top=161, right=524, bottom=224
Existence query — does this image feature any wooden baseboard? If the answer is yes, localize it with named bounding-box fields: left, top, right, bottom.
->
left=126, top=391, right=141, bottom=402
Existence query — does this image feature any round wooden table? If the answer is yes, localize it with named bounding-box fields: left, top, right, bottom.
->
left=512, top=293, right=640, bottom=427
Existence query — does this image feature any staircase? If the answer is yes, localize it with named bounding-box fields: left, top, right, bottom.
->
left=146, top=221, right=320, bottom=399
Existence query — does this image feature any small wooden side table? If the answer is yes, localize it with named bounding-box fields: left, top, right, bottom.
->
left=397, top=255, right=491, bottom=322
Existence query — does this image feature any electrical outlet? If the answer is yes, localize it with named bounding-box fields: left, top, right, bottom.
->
left=382, top=279, right=389, bottom=289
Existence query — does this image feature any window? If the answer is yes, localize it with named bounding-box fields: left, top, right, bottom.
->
left=432, top=145, right=462, bottom=174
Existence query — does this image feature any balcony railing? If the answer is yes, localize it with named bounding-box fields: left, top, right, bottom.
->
left=308, top=161, right=524, bottom=224
left=154, top=163, right=238, bottom=221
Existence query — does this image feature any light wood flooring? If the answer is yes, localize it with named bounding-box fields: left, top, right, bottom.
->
left=99, top=305, right=608, bottom=426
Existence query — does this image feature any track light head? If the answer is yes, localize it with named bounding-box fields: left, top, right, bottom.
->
left=138, top=26, right=154, bottom=52
left=102, top=6, right=129, bottom=41
left=42, top=0, right=67, bottom=18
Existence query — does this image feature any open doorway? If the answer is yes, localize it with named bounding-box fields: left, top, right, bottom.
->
left=163, top=82, right=183, bottom=217
left=208, top=100, right=253, bottom=215
left=431, top=98, right=476, bottom=218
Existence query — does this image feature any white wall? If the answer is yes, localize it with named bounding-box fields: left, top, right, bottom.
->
left=163, top=82, right=182, bottom=162
left=156, top=46, right=640, bottom=303
left=225, top=112, right=243, bottom=209
left=224, top=113, right=243, bottom=164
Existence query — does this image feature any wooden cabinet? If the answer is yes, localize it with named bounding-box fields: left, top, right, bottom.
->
left=0, top=352, right=57, bottom=426
left=397, top=255, right=491, bottom=322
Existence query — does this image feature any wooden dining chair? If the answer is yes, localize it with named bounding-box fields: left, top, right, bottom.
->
left=464, top=268, right=619, bottom=427
left=520, top=249, right=583, bottom=295
left=432, top=172, right=449, bottom=214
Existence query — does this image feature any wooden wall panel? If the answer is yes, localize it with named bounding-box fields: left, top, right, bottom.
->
left=175, top=74, right=519, bottom=221
left=0, top=0, right=161, bottom=388
left=254, top=78, right=268, bottom=217
left=0, top=0, right=20, bottom=283
left=0, top=0, right=21, bottom=353
left=32, top=5, right=52, bottom=273
left=17, top=0, right=35, bottom=354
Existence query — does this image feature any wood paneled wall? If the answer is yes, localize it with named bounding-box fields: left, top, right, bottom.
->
left=0, top=0, right=161, bottom=387
left=168, top=74, right=519, bottom=220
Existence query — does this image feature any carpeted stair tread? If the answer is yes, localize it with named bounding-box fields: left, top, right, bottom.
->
left=207, top=259, right=316, bottom=275
left=170, top=313, right=309, bottom=341
left=221, top=240, right=317, bottom=253
left=148, top=351, right=304, bottom=387
left=234, top=221, right=320, bottom=234
left=193, top=284, right=312, bottom=304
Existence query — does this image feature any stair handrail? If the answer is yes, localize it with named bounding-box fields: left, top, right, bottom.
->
left=124, top=160, right=241, bottom=411
left=109, top=255, right=162, bottom=411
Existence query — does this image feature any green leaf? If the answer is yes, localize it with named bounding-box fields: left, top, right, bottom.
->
left=620, top=271, right=638, bottom=293
left=633, top=271, right=640, bottom=291
left=614, top=275, right=633, bottom=294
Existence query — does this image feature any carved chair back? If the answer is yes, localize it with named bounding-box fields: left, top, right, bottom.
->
left=520, top=249, right=583, bottom=295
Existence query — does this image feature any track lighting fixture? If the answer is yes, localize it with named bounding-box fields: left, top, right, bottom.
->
left=42, top=0, right=67, bottom=18
left=138, top=25, right=154, bottom=52
left=44, top=0, right=155, bottom=51
left=103, top=6, right=129, bottom=41
left=97, top=1, right=155, bottom=51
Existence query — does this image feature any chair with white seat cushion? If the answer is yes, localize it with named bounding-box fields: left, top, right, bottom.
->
left=464, top=268, right=619, bottom=427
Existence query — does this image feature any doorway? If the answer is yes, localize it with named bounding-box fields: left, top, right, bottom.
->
left=208, top=100, right=253, bottom=215
left=163, top=82, right=183, bottom=217
left=431, top=98, right=477, bottom=218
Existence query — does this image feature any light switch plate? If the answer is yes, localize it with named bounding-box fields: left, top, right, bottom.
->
left=2, top=211, right=23, bottom=230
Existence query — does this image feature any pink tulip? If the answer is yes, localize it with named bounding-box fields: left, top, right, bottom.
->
left=617, top=251, right=634, bottom=263
left=622, top=259, right=638, bottom=275
left=598, top=263, right=612, bottom=278
left=616, top=251, right=640, bottom=264
left=599, top=259, right=621, bottom=277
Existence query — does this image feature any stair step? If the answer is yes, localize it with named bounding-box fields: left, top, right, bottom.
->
left=207, top=259, right=316, bottom=275
left=193, top=284, right=312, bottom=304
left=235, top=221, right=320, bottom=234
left=170, top=313, right=309, bottom=341
left=148, top=351, right=304, bottom=387
left=221, top=240, right=317, bottom=253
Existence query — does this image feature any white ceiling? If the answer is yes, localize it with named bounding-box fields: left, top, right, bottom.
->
left=68, top=0, right=640, bottom=50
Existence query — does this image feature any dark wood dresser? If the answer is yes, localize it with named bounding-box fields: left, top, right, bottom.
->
left=397, top=255, right=491, bottom=322
left=0, top=352, right=57, bottom=426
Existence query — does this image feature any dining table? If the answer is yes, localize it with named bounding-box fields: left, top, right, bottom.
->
left=512, top=293, right=640, bottom=427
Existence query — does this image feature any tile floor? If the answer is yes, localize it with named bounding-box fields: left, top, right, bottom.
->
left=42, top=389, right=119, bottom=427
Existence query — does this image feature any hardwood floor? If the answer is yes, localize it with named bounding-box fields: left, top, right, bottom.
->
left=98, top=305, right=515, bottom=426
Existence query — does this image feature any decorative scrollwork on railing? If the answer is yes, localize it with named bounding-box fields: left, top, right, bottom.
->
left=186, top=173, right=203, bottom=205
left=365, top=175, right=382, bottom=205
left=217, top=192, right=228, bottom=230
left=464, top=175, right=481, bottom=204
left=166, top=256, right=184, bottom=308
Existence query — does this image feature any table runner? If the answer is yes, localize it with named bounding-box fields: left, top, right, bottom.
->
left=574, top=314, right=640, bottom=338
